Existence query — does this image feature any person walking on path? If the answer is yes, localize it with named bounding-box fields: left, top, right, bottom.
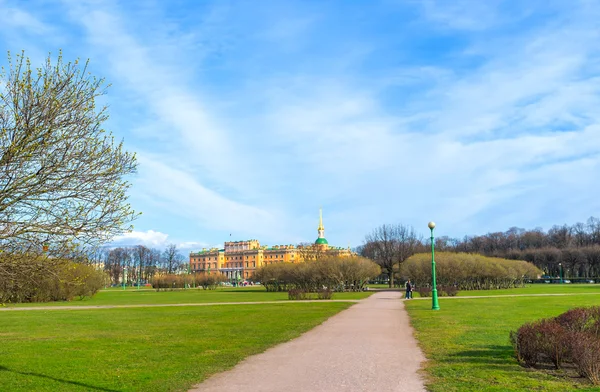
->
left=405, top=279, right=413, bottom=299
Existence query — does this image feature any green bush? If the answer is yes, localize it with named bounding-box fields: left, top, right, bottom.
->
left=253, top=256, right=380, bottom=293
left=0, top=254, right=106, bottom=303
left=511, top=306, right=600, bottom=384
left=400, top=252, right=542, bottom=291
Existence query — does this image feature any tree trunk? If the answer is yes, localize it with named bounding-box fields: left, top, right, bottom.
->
left=388, top=268, right=394, bottom=288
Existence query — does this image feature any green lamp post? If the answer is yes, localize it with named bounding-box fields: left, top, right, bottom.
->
left=559, top=263, right=563, bottom=284
left=429, top=221, right=440, bottom=310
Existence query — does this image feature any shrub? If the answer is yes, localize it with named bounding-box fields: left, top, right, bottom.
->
left=400, top=252, right=542, bottom=291
left=537, top=319, right=569, bottom=369
left=195, top=273, right=228, bottom=290
left=253, top=256, right=380, bottom=293
left=417, top=286, right=432, bottom=297
left=317, top=288, right=333, bottom=300
left=511, top=306, right=600, bottom=384
left=288, top=289, right=308, bottom=300
left=440, top=285, right=459, bottom=296
left=556, top=306, right=600, bottom=336
left=511, top=321, right=543, bottom=367
left=0, top=254, right=106, bottom=303
left=570, top=332, right=600, bottom=384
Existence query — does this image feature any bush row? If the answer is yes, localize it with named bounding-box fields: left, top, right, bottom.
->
left=288, top=288, right=333, bottom=300
left=510, top=306, right=600, bottom=384
left=415, top=285, right=459, bottom=297
left=400, top=252, right=542, bottom=290
left=151, top=273, right=228, bottom=291
left=253, top=256, right=381, bottom=292
left=0, top=254, right=106, bottom=303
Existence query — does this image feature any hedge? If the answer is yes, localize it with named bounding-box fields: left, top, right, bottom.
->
left=399, top=252, right=542, bottom=290
left=253, top=256, right=380, bottom=292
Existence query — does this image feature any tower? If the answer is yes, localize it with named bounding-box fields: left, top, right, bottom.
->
left=315, top=208, right=329, bottom=247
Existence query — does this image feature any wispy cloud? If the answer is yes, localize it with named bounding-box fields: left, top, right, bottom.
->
left=1, top=0, right=599, bottom=246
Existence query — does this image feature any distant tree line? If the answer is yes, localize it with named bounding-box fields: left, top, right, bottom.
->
left=435, top=217, right=600, bottom=278
left=90, top=243, right=185, bottom=285
left=359, top=217, right=600, bottom=287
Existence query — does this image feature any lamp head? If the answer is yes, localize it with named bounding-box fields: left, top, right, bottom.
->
left=428, top=221, right=436, bottom=230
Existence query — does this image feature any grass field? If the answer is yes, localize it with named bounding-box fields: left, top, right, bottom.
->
left=405, top=286, right=600, bottom=392
left=0, top=302, right=353, bottom=392
left=5, top=286, right=372, bottom=307
left=405, top=283, right=600, bottom=298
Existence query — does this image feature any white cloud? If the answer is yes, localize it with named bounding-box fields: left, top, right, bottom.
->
left=0, top=5, right=51, bottom=34
left=112, top=230, right=169, bottom=247
left=4, top=0, right=597, bottom=245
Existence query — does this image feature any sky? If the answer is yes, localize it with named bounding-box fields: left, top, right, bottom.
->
left=1, top=0, right=599, bottom=252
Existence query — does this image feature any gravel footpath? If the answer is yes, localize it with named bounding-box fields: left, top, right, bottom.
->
left=190, top=291, right=426, bottom=392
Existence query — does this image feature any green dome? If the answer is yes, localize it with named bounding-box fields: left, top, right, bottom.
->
left=315, top=238, right=329, bottom=245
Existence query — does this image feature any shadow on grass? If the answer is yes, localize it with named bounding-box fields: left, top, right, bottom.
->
left=0, top=365, right=119, bottom=392
left=447, top=345, right=515, bottom=365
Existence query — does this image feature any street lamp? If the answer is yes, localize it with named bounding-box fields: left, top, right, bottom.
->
left=559, top=263, right=563, bottom=284
left=428, top=221, right=440, bottom=310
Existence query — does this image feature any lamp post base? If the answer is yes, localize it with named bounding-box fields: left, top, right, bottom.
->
left=431, top=289, right=440, bottom=310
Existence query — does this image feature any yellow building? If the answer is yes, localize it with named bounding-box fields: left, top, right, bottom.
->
left=189, top=210, right=352, bottom=280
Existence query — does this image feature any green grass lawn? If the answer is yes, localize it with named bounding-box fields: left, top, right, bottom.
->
left=406, top=283, right=600, bottom=298
left=405, top=293, right=600, bottom=392
left=5, top=287, right=372, bottom=307
left=0, top=302, right=353, bottom=392
left=454, top=283, right=600, bottom=297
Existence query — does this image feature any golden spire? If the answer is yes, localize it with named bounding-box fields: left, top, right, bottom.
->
left=318, top=208, right=324, bottom=231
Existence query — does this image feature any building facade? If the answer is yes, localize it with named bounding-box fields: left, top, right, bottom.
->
left=189, top=210, right=352, bottom=280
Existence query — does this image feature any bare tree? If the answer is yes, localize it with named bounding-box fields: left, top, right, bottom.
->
left=360, top=224, right=421, bottom=288
left=163, top=244, right=184, bottom=274
left=0, top=51, right=138, bottom=254
left=133, top=245, right=151, bottom=284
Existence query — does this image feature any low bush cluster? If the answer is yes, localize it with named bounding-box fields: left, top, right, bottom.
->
left=510, top=306, right=600, bottom=384
left=400, top=252, right=541, bottom=291
left=288, top=288, right=334, bottom=300
left=415, top=286, right=458, bottom=297
left=151, top=273, right=228, bottom=291
left=0, top=254, right=106, bottom=303
left=288, top=289, right=309, bottom=300
left=253, top=256, right=381, bottom=293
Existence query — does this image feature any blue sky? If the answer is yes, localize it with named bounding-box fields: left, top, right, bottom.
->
left=1, top=0, right=599, bottom=251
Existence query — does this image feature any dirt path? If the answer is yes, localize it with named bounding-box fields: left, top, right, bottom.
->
left=189, top=291, right=427, bottom=392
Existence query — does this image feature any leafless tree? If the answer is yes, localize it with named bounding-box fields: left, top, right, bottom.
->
left=163, top=244, right=184, bottom=274
left=360, top=224, right=421, bottom=287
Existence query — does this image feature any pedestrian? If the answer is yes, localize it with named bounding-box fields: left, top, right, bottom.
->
left=405, top=279, right=413, bottom=299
